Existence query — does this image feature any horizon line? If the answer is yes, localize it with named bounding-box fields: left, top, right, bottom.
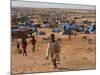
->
left=12, top=0, right=96, bottom=10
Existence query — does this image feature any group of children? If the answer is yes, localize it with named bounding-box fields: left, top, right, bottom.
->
left=17, top=35, right=36, bottom=56
left=16, top=34, right=61, bottom=69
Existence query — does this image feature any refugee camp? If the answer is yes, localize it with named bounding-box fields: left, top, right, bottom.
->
left=11, top=1, right=96, bottom=74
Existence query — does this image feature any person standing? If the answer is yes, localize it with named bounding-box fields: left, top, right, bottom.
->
left=16, top=40, right=20, bottom=54
left=45, top=34, right=61, bottom=69
left=21, top=37, right=28, bottom=56
left=31, top=36, right=36, bottom=52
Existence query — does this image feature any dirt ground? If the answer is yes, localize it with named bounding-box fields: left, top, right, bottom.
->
left=11, top=28, right=96, bottom=74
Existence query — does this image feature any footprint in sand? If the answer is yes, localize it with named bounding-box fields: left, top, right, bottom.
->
left=76, top=66, right=79, bottom=69
left=12, top=68, right=15, bottom=70
left=25, top=68, right=29, bottom=72
left=33, top=61, right=37, bottom=64
left=15, top=70, right=18, bottom=73
left=63, top=56, right=66, bottom=60
left=29, top=67, right=32, bottom=70
left=87, top=48, right=93, bottom=52
left=43, top=63, right=46, bottom=66
left=84, top=57, right=88, bottom=60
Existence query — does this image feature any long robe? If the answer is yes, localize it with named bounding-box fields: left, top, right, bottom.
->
left=46, top=40, right=61, bottom=61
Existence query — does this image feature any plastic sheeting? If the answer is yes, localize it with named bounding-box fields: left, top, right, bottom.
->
left=52, top=28, right=61, bottom=32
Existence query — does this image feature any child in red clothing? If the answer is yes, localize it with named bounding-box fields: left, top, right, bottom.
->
left=31, top=36, right=36, bottom=52
left=17, top=40, right=20, bottom=53
left=21, top=37, right=27, bottom=56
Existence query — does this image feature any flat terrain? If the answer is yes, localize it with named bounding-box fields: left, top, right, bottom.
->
left=11, top=28, right=96, bottom=74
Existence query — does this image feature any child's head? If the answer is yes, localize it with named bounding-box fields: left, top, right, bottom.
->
left=32, top=35, right=35, bottom=39
left=50, top=34, right=55, bottom=41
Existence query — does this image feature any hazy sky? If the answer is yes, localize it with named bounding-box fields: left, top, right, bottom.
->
left=12, top=0, right=96, bottom=10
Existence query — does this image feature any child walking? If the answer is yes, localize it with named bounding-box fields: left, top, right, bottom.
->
left=21, top=37, right=28, bottom=56
left=31, top=36, right=36, bottom=52
left=45, top=34, right=61, bottom=69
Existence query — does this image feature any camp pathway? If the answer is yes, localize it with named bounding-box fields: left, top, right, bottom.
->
left=11, top=34, right=96, bottom=74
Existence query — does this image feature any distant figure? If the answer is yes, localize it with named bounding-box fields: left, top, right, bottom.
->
left=16, top=40, right=20, bottom=54
left=93, top=25, right=96, bottom=32
left=74, top=30, right=77, bottom=36
left=82, top=34, right=88, bottom=45
left=84, top=29, right=90, bottom=34
left=31, top=36, right=36, bottom=52
left=45, top=34, right=61, bottom=69
left=82, top=34, right=93, bottom=44
left=68, top=30, right=71, bottom=40
left=21, top=37, right=28, bottom=56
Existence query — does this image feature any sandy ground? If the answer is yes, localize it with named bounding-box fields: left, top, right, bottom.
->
left=11, top=28, right=96, bottom=74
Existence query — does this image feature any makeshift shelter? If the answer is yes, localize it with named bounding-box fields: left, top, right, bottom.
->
left=87, top=26, right=95, bottom=32
left=52, top=28, right=61, bottom=32
left=62, top=29, right=69, bottom=35
left=38, top=31, right=46, bottom=35
left=62, top=29, right=73, bottom=35
left=63, top=22, right=69, bottom=28
left=41, top=20, right=50, bottom=28
left=41, top=24, right=49, bottom=28
left=79, top=27, right=84, bottom=32
left=75, top=22, right=81, bottom=27
left=68, top=26, right=76, bottom=30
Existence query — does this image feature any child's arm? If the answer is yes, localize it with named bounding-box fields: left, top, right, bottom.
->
left=29, top=39, right=32, bottom=44
left=57, top=42, right=61, bottom=53
left=45, top=43, right=50, bottom=59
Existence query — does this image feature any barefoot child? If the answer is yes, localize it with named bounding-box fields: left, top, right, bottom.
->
left=31, top=36, right=36, bottom=52
left=45, top=34, right=61, bottom=69
left=21, top=37, right=28, bottom=56
left=17, top=40, right=20, bottom=53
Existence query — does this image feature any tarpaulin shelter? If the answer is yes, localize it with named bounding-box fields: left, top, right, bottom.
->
left=52, top=28, right=61, bottom=32
left=38, top=31, right=46, bottom=35
left=87, top=26, right=95, bottom=32
left=68, top=26, right=76, bottom=30
left=62, top=29, right=73, bottom=35
left=63, top=22, right=69, bottom=28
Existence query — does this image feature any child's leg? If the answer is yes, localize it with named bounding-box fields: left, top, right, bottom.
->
left=53, top=59, right=57, bottom=68
left=17, top=47, right=20, bottom=54
left=32, top=46, right=35, bottom=52
left=22, top=49, right=24, bottom=56
left=52, top=55, right=57, bottom=68
left=24, top=49, right=27, bottom=56
left=23, top=48, right=27, bottom=56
